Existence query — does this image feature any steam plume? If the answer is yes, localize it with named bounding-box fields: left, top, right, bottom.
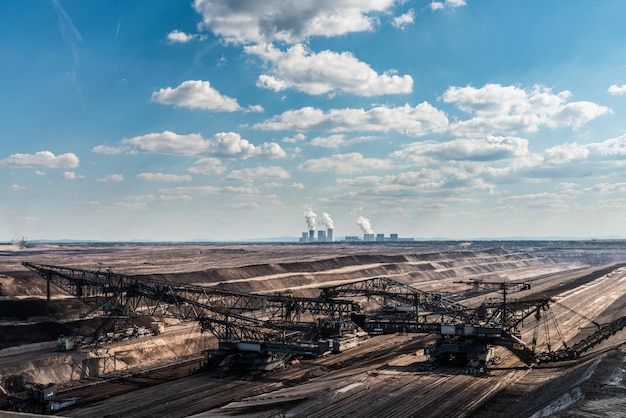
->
left=357, top=216, right=373, bottom=234
left=304, top=208, right=317, bottom=230
left=321, top=212, right=334, bottom=229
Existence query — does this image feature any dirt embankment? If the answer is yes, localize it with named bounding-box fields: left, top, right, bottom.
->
left=0, top=247, right=571, bottom=391
left=141, top=248, right=568, bottom=296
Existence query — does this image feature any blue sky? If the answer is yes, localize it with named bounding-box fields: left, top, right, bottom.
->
left=2, top=0, right=626, bottom=241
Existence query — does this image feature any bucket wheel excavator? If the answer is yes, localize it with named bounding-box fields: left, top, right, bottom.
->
left=320, top=277, right=625, bottom=372
left=22, top=263, right=626, bottom=375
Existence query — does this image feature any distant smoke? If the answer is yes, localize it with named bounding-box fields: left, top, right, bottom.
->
left=357, top=216, right=373, bottom=234
left=320, top=212, right=334, bottom=229
left=304, top=208, right=317, bottom=230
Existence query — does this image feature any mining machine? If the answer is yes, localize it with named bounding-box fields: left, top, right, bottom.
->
left=22, top=262, right=360, bottom=373
left=320, top=276, right=625, bottom=372
left=22, top=263, right=626, bottom=376
left=320, top=277, right=547, bottom=371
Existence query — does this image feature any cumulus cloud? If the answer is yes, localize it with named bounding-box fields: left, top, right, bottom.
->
left=254, top=103, right=448, bottom=136
left=62, top=171, right=85, bottom=179
left=430, top=0, right=467, bottom=11
left=151, top=80, right=262, bottom=112
left=158, top=185, right=259, bottom=198
left=92, top=145, right=125, bottom=154
left=282, top=133, right=307, bottom=143
left=499, top=192, right=569, bottom=210
left=98, top=174, right=125, bottom=182
left=298, top=152, right=392, bottom=174
left=249, top=43, right=413, bottom=96
left=225, top=166, right=291, bottom=182
left=188, top=157, right=226, bottom=175
left=105, top=130, right=286, bottom=159
left=586, top=134, right=626, bottom=159
left=122, top=131, right=209, bottom=156
left=608, top=84, right=626, bottom=95
left=166, top=30, right=203, bottom=43
left=228, top=202, right=260, bottom=210
left=310, top=134, right=378, bottom=148
left=337, top=170, right=442, bottom=193
left=583, top=182, right=626, bottom=194
left=137, top=173, right=193, bottom=182
left=0, top=151, right=79, bottom=168
left=392, top=9, right=415, bottom=29
left=193, top=0, right=397, bottom=45
left=310, top=135, right=348, bottom=148
left=541, top=143, right=589, bottom=164
left=392, top=136, right=529, bottom=164
left=443, top=84, right=611, bottom=135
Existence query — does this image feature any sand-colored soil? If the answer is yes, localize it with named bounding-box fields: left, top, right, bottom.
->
left=0, top=242, right=624, bottom=417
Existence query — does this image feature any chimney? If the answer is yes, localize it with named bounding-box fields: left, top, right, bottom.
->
left=327, top=228, right=334, bottom=242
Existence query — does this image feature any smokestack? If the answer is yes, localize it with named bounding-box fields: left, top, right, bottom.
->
left=309, top=230, right=315, bottom=241
left=327, top=228, right=334, bottom=242
left=318, top=230, right=326, bottom=242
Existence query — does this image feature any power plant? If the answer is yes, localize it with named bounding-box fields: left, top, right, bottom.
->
left=299, top=209, right=334, bottom=242
left=298, top=210, right=411, bottom=242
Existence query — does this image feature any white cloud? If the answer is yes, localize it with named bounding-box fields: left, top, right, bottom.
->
left=92, top=145, right=125, bottom=154
left=254, top=103, right=448, bottom=136
left=608, top=84, right=626, bottom=95
left=443, top=84, right=611, bottom=135
left=583, top=182, right=626, bottom=194
left=114, top=130, right=285, bottom=159
left=586, top=133, right=626, bottom=159
left=250, top=43, right=413, bottom=96
left=193, top=0, right=397, bottom=44
left=98, top=174, right=125, bottom=182
left=225, top=166, right=291, bottom=182
left=541, top=143, right=589, bottom=164
left=167, top=30, right=197, bottom=43
left=392, top=9, right=415, bottom=29
left=282, top=133, right=307, bottom=143
left=137, top=172, right=193, bottom=182
left=209, top=132, right=278, bottom=158
left=158, top=185, right=259, bottom=197
left=298, top=152, right=392, bottom=174
left=228, top=202, right=260, bottom=210
left=291, top=182, right=305, bottom=189
left=10, top=184, right=26, bottom=191
left=122, top=131, right=209, bottom=156
left=555, top=182, right=579, bottom=191
left=311, top=135, right=348, bottom=148
left=188, top=157, right=226, bottom=175
left=430, top=0, right=466, bottom=11
left=0, top=151, right=79, bottom=168
left=151, top=80, right=262, bottom=112
left=392, top=136, right=529, bottom=163
left=257, top=142, right=288, bottom=158
left=499, top=192, right=569, bottom=210
left=62, top=171, right=85, bottom=179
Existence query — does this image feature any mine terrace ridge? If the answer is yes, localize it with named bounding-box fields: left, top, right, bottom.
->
left=0, top=241, right=625, bottom=417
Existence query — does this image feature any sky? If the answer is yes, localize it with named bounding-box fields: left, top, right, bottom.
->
left=2, top=0, right=626, bottom=241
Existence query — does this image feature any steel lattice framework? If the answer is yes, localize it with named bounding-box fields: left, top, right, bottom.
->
left=23, top=262, right=358, bottom=344
left=320, top=276, right=477, bottom=324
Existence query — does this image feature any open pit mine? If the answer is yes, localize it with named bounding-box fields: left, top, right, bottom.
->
left=0, top=242, right=625, bottom=417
